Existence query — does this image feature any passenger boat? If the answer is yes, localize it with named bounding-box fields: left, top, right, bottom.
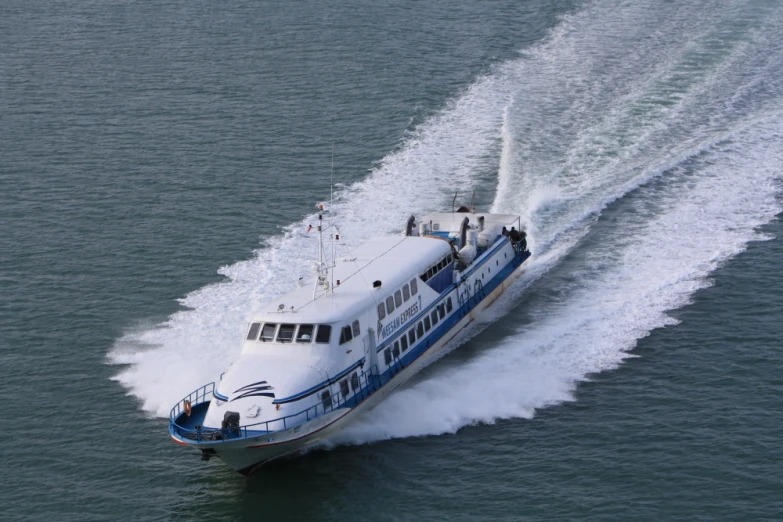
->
left=168, top=205, right=531, bottom=475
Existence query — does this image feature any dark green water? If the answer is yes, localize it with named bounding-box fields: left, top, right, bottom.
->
left=2, top=0, right=782, bottom=520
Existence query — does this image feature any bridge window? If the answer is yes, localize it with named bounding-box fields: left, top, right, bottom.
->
left=392, top=341, right=400, bottom=359
left=296, top=324, right=314, bottom=343
left=277, top=324, right=295, bottom=343
left=421, top=272, right=429, bottom=282
left=401, top=334, right=409, bottom=352
left=339, top=326, right=353, bottom=345
left=321, top=390, right=331, bottom=411
left=384, top=348, right=392, bottom=366
left=351, top=372, right=360, bottom=391
left=352, top=320, right=361, bottom=337
left=424, top=316, right=431, bottom=332
left=439, top=304, right=445, bottom=320
left=408, top=329, right=416, bottom=346
left=260, top=323, right=277, bottom=342
left=410, top=278, right=418, bottom=295
left=247, top=322, right=261, bottom=341
left=446, top=297, right=453, bottom=313
left=394, top=290, right=402, bottom=307
left=431, top=310, right=439, bottom=326
left=386, top=296, right=395, bottom=314
left=403, top=284, right=410, bottom=301
left=315, top=325, right=332, bottom=344
left=417, top=322, right=424, bottom=338
left=340, top=379, right=350, bottom=399
left=377, top=302, right=386, bottom=320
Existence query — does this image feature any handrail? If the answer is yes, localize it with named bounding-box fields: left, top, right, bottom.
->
left=169, top=365, right=382, bottom=443
left=169, top=382, right=215, bottom=420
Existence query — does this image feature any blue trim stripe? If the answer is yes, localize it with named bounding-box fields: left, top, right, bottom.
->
left=271, top=240, right=527, bottom=406
left=272, top=359, right=366, bottom=404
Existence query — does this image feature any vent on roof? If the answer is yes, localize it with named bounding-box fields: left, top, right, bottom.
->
left=373, top=280, right=382, bottom=288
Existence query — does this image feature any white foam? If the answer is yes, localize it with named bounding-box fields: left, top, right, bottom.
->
left=335, top=118, right=783, bottom=444
left=109, top=0, right=783, bottom=452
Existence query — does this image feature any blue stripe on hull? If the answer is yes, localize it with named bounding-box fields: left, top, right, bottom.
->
left=335, top=246, right=529, bottom=411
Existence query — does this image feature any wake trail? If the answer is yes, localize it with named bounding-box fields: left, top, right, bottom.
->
left=109, top=0, right=783, bottom=448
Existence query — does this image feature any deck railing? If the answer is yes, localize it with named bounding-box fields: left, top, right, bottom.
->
left=169, top=365, right=382, bottom=444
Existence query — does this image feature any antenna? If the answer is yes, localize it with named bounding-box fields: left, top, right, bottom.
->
left=330, top=144, right=335, bottom=293
left=452, top=191, right=458, bottom=214
left=469, top=189, right=476, bottom=213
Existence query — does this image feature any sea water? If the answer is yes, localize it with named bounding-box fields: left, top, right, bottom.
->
left=1, top=0, right=782, bottom=520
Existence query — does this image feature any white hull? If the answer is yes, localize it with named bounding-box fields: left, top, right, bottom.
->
left=199, top=259, right=527, bottom=474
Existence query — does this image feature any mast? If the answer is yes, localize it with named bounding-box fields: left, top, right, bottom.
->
left=313, top=208, right=329, bottom=299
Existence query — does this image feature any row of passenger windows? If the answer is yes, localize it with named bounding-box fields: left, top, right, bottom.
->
left=246, top=322, right=332, bottom=344
left=377, top=278, right=419, bottom=320
left=420, top=254, right=453, bottom=283
left=383, top=297, right=453, bottom=366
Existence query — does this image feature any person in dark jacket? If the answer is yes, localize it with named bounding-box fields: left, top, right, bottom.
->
left=509, top=227, right=528, bottom=252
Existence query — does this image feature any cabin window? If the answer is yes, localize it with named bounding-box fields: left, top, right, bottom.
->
left=247, top=322, right=261, bottom=341
left=408, top=329, right=416, bottom=346
left=447, top=254, right=452, bottom=263
left=392, top=341, right=400, bottom=359
left=438, top=260, right=444, bottom=271
left=410, top=278, right=418, bottom=295
left=401, top=334, right=409, bottom=351
left=352, top=320, right=361, bottom=337
left=377, top=302, right=386, bottom=320
left=424, top=316, right=431, bottom=332
left=439, top=304, right=445, bottom=320
left=446, top=297, right=453, bottom=313
left=339, top=326, right=353, bottom=345
left=403, top=284, right=410, bottom=301
left=321, top=390, right=331, bottom=411
left=351, top=372, right=360, bottom=391
left=340, top=379, right=350, bottom=399
left=384, top=348, right=392, bottom=366
left=417, top=322, right=424, bottom=338
left=260, top=323, right=277, bottom=342
left=386, top=296, right=395, bottom=314
left=421, top=272, right=429, bottom=282
left=315, top=325, right=332, bottom=344
left=433, top=223, right=440, bottom=231
left=427, top=267, right=434, bottom=279
left=431, top=310, right=439, bottom=326
left=394, top=290, right=402, bottom=307
left=277, top=324, right=295, bottom=343
left=296, top=324, right=314, bottom=343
